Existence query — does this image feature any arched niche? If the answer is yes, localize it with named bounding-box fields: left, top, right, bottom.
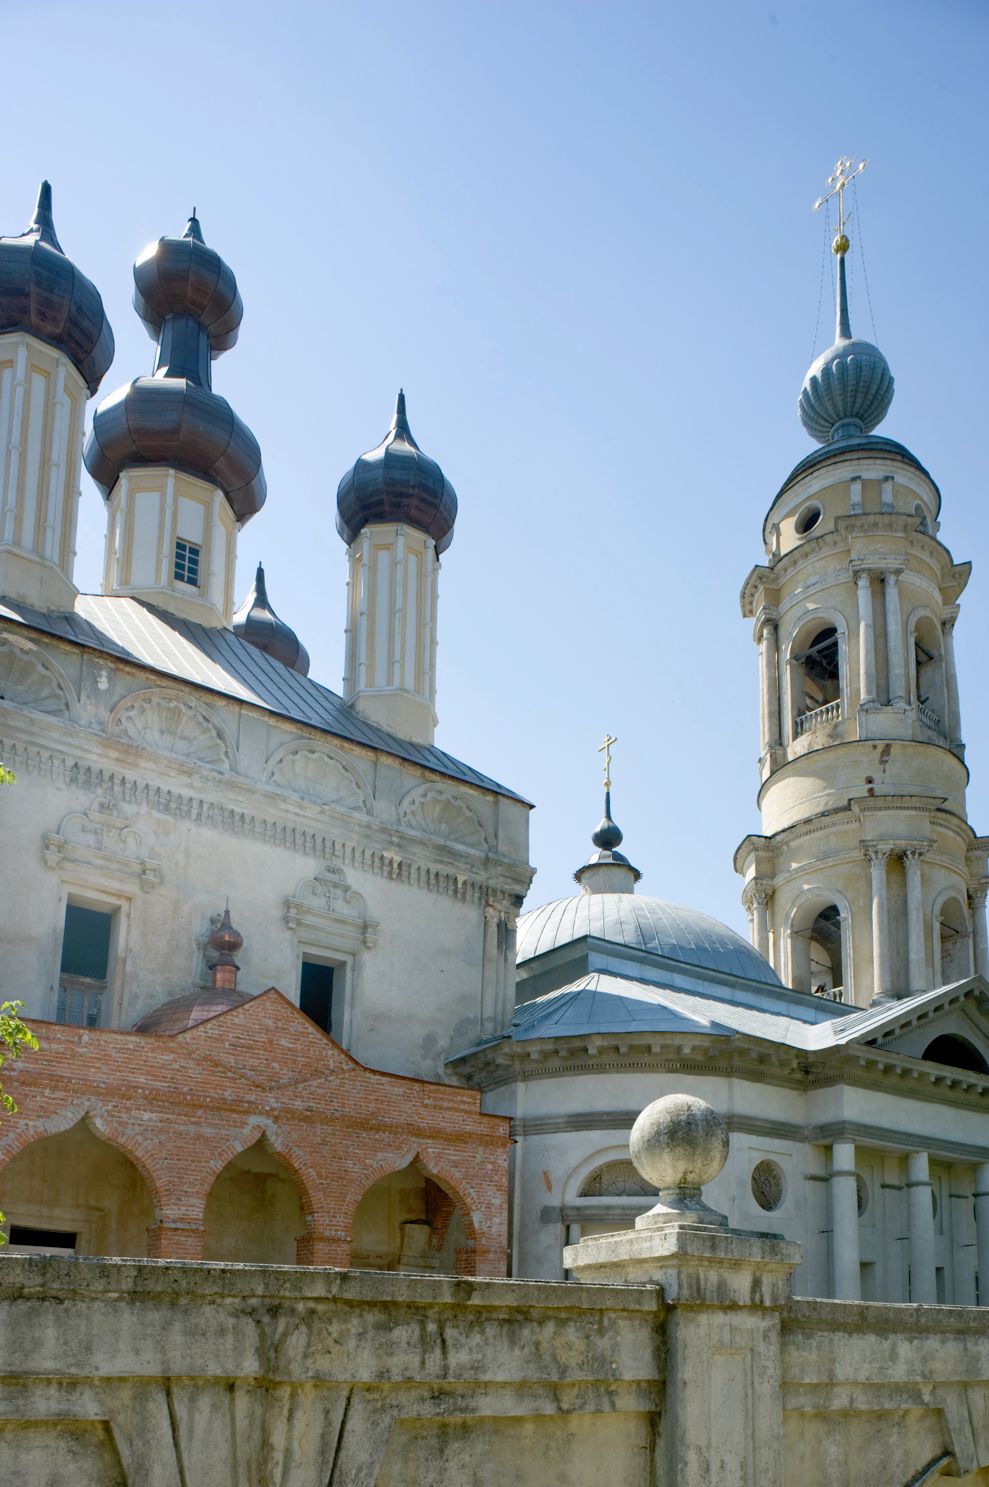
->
left=350, top=1160, right=470, bottom=1275
left=785, top=890, right=849, bottom=999
left=202, top=1139, right=308, bottom=1264
left=786, top=615, right=845, bottom=740
left=934, top=893, right=972, bottom=987
left=922, top=1034, right=989, bottom=1076
left=910, top=612, right=947, bottom=736
left=0, top=1118, right=155, bottom=1257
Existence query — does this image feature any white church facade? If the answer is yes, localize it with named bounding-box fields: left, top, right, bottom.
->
left=1, top=174, right=988, bottom=1307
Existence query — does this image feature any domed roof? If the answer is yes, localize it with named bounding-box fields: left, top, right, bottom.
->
left=233, top=562, right=310, bottom=674
left=517, top=893, right=782, bottom=987
left=336, top=391, right=457, bottom=552
left=798, top=251, right=893, bottom=444
left=84, top=213, right=265, bottom=523
left=0, top=181, right=113, bottom=396
left=132, top=985, right=250, bottom=1035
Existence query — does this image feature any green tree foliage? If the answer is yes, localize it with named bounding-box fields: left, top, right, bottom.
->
left=0, top=1001, right=38, bottom=1242
left=0, top=765, right=14, bottom=785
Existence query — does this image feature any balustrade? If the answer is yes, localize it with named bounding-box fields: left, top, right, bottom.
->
left=795, top=699, right=841, bottom=735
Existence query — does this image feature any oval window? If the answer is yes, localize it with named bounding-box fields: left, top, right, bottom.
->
left=795, top=503, right=823, bottom=536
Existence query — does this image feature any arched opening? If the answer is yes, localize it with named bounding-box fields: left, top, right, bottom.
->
left=350, top=1160, right=469, bottom=1274
left=203, top=1139, right=307, bottom=1264
left=790, top=624, right=841, bottom=738
left=0, top=1118, right=155, bottom=1257
left=578, top=1160, right=654, bottom=1198
left=922, top=1034, right=989, bottom=1075
left=913, top=615, right=947, bottom=735
left=788, top=897, right=846, bottom=999
left=936, top=896, right=971, bottom=986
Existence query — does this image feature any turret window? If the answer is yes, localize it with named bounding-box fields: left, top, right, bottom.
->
left=174, top=538, right=201, bottom=588
left=794, top=502, right=822, bottom=536
left=791, top=625, right=841, bottom=736
left=912, top=617, right=946, bottom=735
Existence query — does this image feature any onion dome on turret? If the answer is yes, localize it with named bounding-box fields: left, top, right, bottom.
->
left=0, top=181, right=113, bottom=396
left=232, top=561, right=310, bottom=675
left=84, top=212, right=265, bottom=522
left=132, top=907, right=249, bottom=1034
left=798, top=240, right=894, bottom=444
left=336, top=390, right=457, bottom=552
left=573, top=789, right=642, bottom=895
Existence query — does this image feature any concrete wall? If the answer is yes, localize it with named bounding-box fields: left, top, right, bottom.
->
left=1, top=1255, right=988, bottom=1485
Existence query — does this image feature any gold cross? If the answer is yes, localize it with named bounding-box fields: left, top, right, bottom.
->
left=598, top=733, right=617, bottom=790
left=813, top=156, right=867, bottom=242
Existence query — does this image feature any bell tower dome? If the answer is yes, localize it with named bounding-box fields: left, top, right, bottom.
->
left=735, top=161, right=989, bottom=1007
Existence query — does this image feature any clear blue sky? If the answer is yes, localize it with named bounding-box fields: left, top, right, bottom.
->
left=5, top=0, right=988, bottom=935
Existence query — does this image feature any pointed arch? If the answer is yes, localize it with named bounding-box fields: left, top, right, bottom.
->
left=0, top=1105, right=165, bottom=1221
left=202, top=1131, right=315, bottom=1265
left=345, top=1150, right=479, bottom=1276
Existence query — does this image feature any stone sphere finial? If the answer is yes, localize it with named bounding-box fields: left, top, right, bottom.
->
left=629, top=1092, right=730, bottom=1230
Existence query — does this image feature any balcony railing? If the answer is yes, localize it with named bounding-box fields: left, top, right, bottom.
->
left=795, top=700, right=841, bottom=736
left=917, top=703, right=942, bottom=733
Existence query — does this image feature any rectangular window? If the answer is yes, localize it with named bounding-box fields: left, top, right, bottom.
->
left=8, top=1226, right=77, bottom=1252
left=173, top=537, right=201, bottom=587
left=300, top=960, right=335, bottom=1035
left=57, top=903, right=112, bottom=1029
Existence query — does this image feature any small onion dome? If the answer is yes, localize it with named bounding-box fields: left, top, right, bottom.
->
left=798, top=251, right=894, bottom=444
left=132, top=211, right=242, bottom=356
left=233, top=562, right=310, bottom=675
left=84, top=213, right=265, bottom=523
left=208, top=905, right=244, bottom=959
left=574, top=790, right=642, bottom=894
left=132, top=984, right=250, bottom=1035
left=336, top=390, right=458, bottom=553
left=0, top=181, right=113, bottom=396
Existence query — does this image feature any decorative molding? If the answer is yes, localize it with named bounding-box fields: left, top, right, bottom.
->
left=109, top=690, right=234, bottom=772
left=284, top=862, right=379, bottom=951
left=265, top=742, right=371, bottom=815
left=0, top=734, right=532, bottom=907
left=0, top=637, right=74, bottom=719
left=43, top=796, right=161, bottom=893
left=398, top=783, right=492, bottom=853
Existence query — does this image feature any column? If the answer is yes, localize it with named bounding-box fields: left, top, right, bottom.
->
left=865, top=847, right=891, bottom=1001
left=830, top=1140, right=861, bottom=1300
left=855, top=569, right=877, bottom=705
left=757, top=614, right=780, bottom=757
left=902, top=848, right=929, bottom=992
left=906, top=1150, right=936, bottom=1303
left=743, top=884, right=771, bottom=961
left=970, top=885, right=989, bottom=980
left=975, top=1162, right=989, bottom=1306
left=884, top=570, right=906, bottom=705
left=942, top=608, right=962, bottom=750
left=480, top=902, right=501, bottom=1034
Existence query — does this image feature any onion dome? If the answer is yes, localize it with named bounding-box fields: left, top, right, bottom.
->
left=336, top=390, right=458, bottom=552
left=0, top=181, right=113, bottom=396
left=574, top=789, right=642, bottom=895
left=131, top=984, right=249, bottom=1035
left=798, top=246, right=894, bottom=444
left=84, top=212, right=265, bottom=522
left=233, top=561, right=310, bottom=675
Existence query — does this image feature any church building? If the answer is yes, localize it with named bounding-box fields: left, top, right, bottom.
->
left=1, top=168, right=988, bottom=1305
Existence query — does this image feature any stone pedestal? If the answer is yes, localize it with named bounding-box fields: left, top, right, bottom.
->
left=565, top=1221, right=802, bottom=1487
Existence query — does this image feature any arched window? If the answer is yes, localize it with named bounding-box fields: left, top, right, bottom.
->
left=912, top=616, right=946, bottom=736
left=788, top=896, right=846, bottom=999
left=350, top=1161, right=469, bottom=1275
left=922, top=1034, right=988, bottom=1075
left=203, top=1139, right=308, bottom=1265
left=935, top=896, right=971, bottom=986
left=578, top=1161, right=655, bottom=1198
left=791, top=624, right=841, bottom=738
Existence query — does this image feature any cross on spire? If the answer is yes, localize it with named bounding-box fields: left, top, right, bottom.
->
left=813, top=156, right=867, bottom=254
left=598, top=733, right=617, bottom=791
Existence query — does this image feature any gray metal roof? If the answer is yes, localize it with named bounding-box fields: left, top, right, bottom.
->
left=0, top=594, right=527, bottom=803
left=516, top=893, right=782, bottom=986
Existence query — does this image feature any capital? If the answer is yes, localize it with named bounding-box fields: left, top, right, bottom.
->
left=742, top=881, right=771, bottom=913
left=969, top=882, right=989, bottom=911
left=863, top=844, right=892, bottom=867
left=900, top=845, right=930, bottom=866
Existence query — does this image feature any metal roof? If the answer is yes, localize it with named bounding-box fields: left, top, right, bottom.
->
left=517, top=893, right=782, bottom=986
left=0, top=593, right=527, bottom=803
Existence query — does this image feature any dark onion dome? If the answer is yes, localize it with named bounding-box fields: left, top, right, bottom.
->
left=0, top=181, right=113, bottom=396
left=84, top=212, right=265, bottom=523
left=232, top=561, right=310, bottom=675
left=336, top=390, right=457, bottom=552
left=131, top=984, right=250, bottom=1035
left=798, top=247, right=893, bottom=445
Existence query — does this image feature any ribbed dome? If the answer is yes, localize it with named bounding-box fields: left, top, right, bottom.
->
left=0, top=181, right=113, bottom=396
left=336, top=391, right=457, bottom=552
left=798, top=253, right=893, bottom=444
left=84, top=213, right=265, bottom=522
left=233, top=562, right=310, bottom=674
left=132, top=985, right=250, bottom=1035
left=517, top=893, right=782, bottom=987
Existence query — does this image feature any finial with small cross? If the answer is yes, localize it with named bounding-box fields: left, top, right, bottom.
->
left=598, top=733, right=617, bottom=791
left=813, top=156, right=867, bottom=256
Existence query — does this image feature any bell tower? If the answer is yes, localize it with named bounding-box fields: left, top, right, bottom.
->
left=735, top=160, right=989, bottom=1007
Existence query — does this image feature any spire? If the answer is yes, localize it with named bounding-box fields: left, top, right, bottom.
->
left=390, top=387, right=415, bottom=441
left=207, top=905, right=243, bottom=993
left=835, top=250, right=851, bottom=341
left=26, top=180, right=62, bottom=251
left=182, top=209, right=204, bottom=243
left=574, top=738, right=641, bottom=894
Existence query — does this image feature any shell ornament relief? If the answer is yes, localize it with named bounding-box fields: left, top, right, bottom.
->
left=266, top=747, right=370, bottom=813
left=110, top=692, right=232, bottom=771
left=0, top=641, right=72, bottom=718
left=398, top=785, right=490, bottom=852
